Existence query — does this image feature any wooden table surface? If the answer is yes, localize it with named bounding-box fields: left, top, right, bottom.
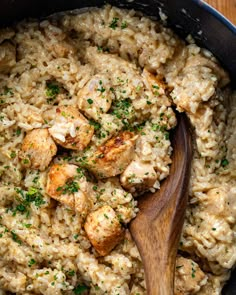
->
left=204, top=0, right=236, bottom=24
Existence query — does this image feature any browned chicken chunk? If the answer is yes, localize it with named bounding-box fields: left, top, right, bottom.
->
left=46, top=163, right=92, bottom=215
left=84, top=205, right=125, bottom=256
left=86, top=131, right=138, bottom=179
left=48, top=106, right=94, bottom=151
left=175, top=256, right=207, bottom=294
left=120, top=159, right=157, bottom=193
left=78, top=75, right=114, bottom=120
left=20, top=128, right=57, bottom=171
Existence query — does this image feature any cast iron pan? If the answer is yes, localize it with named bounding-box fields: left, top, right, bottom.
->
left=0, top=0, right=235, bottom=294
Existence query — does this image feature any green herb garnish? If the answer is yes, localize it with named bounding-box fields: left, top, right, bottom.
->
left=74, top=285, right=89, bottom=294
left=109, top=17, right=119, bottom=29
left=67, top=270, right=75, bottom=276
left=221, top=158, right=229, bottom=167
left=46, top=83, right=60, bottom=97
left=28, top=258, right=36, bottom=267
left=10, top=151, right=16, bottom=158
left=4, top=87, right=13, bottom=95
left=56, top=181, right=79, bottom=195
left=16, top=128, right=21, bottom=136
left=97, top=80, right=105, bottom=93
left=87, top=98, right=93, bottom=104
left=111, top=98, right=132, bottom=119
left=11, top=231, right=21, bottom=244
left=121, top=21, right=127, bottom=29
left=12, top=187, right=46, bottom=216
left=89, top=120, right=101, bottom=131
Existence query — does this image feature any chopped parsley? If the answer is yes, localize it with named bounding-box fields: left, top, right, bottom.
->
left=56, top=180, right=79, bottom=195
left=16, top=128, right=21, bottom=136
left=46, top=83, right=60, bottom=97
left=67, top=270, right=75, bottom=276
left=164, top=133, right=169, bottom=140
left=136, top=85, right=141, bottom=92
left=151, top=124, right=160, bottom=131
left=109, top=17, right=128, bottom=30
left=46, top=82, right=60, bottom=103
left=14, top=204, right=27, bottom=215
left=97, top=46, right=110, bottom=53
left=28, top=258, right=36, bottom=267
left=74, top=285, right=89, bottom=294
left=22, top=158, right=29, bottom=164
left=89, top=119, right=101, bottom=131
left=27, top=187, right=46, bottom=207
left=93, top=185, right=98, bottom=191
left=121, top=21, right=127, bottom=29
left=10, top=151, right=16, bottom=158
left=11, top=231, right=21, bottom=244
left=109, top=17, right=119, bottom=29
left=111, top=98, right=133, bottom=119
left=97, top=80, right=105, bottom=93
left=152, top=84, right=159, bottom=96
left=76, top=167, right=85, bottom=178
left=32, top=175, right=39, bottom=184
left=97, top=46, right=103, bottom=52
left=23, top=223, right=32, bottom=228
left=151, top=123, right=167, bottom=132
left=221, top=158, right=229, bottom=168
left=191, top=262, right=196, bottom=278
left=12, top=187, right=46, bottom=216
left=87, top=98, right=93, bottom=104
left=4, top=87, right=13, bottom=95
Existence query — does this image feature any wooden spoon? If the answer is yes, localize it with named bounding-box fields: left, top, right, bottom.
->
left=129, top=113, right=193, bottom=295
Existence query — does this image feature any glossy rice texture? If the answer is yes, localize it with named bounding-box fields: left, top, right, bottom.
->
left=0, top=5, right=235, bottom=295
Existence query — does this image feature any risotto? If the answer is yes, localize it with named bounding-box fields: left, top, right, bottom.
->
left=0, top=5, right=235, bottom=295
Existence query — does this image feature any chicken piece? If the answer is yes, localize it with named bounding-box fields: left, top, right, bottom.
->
left=20, top=129, right=57, bottom=171
left=86, top=131, right=138, bottom=179
left=0, top=41, right=16, bottom=72
left=48, top=106, right=94, bottom=151
left=204, top=187, right=231, bottom=216
left=78, top=75, right=114, bottom=120
left=46, top=163, right=91, bottom=215
left=84, top=205, right=125, bottom=256
left=120, top=159, right=157, bottom=193
left=174, top=256, right=208, bottom=295
left=142, top=68, right=170, bottom=103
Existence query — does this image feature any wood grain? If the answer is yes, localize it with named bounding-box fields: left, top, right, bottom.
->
left=204, top=0, right=236, bottom=24
left=129, top=114, right=193, bottom=295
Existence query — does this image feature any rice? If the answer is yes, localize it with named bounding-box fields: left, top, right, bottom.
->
left=0, top=5, right=235, bottom=295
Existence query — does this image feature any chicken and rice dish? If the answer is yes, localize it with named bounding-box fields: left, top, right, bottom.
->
left=0, top=5, right=235, bottom=295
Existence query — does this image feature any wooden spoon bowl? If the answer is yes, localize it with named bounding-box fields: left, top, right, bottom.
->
left=129, top=113, right=193, bottom=295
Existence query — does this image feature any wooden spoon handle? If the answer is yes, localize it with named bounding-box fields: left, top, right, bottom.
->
left=130, top=114, right=192, bottom=295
